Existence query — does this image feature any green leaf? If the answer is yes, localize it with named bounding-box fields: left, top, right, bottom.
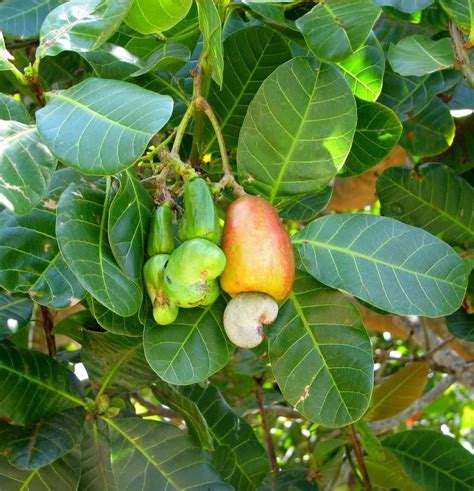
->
left=152, top=380, right=214, bottom=451
left=0, top=121, right=57, bottom=215
left=131, top=42, right=190, bottom=76
left=0, top=342, right=84, bottom=425
left=125, top=0, right=193, bottom=34
left=259, top=469, right=319, bottom=490
left=143, top=296, right=235, bottom=385
left=0, top=169, right=87, bottom=309
left=365, top=361, right=429, bottom=421
left=80, top=420, right=117, bottom=491
left=401, top=97, right=455, bottom=156
left=292, top=214, right=468, bottom=316
left=375, top=0, right=434, bottom=13
left=56, top=180, right=142, bottom=316
left=38, top=0, right=133, bottom=59
left=0, top=94, right=32, bottom=123
left=203, top=26, right=291, bottom=152
left=279, top=187, right=333, bottom=222
left=338, top=32, right=385, bottom=102
left=0, top=407, right=85, bottom=469
left=109, top=170, right=152, bottom=284
left=36, top=78, right=173, bottom=175
left=446, top=308, right=474, bottom=342
left=183, top=384, right=270, bottom=489
left=377, top=163, right=474, bottom=247
left=0, top=0, right=62, bottom=40
left=52, top=310, right=93, bottom=343
left=296, top=0, right=381, bottom=63
left=237, top=58, right=357, bottom=202
left=107, top=417, right=232, bottom=489
left=343, top=99, right=402, bottom=176
left=89, top=296, right=143, bottom=337
left=0, top=292, right=33, bottom=341
left=197, top=0, right=224, bottom=87
left=81, top=331, right=156, bottom=395
left=269, top=271, right=373, bottom=427
left=440, top=0, right=474, bottom=43
left=383, top=430, right=474, bottom=491
left=0, top=33, right=15, bottom=73
left=0, top=448, right=81, bottom=490
left=388, top=35, right=455, bottom=76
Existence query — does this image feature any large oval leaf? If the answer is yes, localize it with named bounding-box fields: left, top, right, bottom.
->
left=0, top=407, right=85, bottom=469
left=293, top=214, right=468, bottom=316
left=269, top=271, right=373, bottom=427
left=89, top=296, right=143, bottom=337
left=0, top=94, right=32, bottom=123
left=38, top=0, right=133, bottom=59
left=0, top=169, right=87, bottom=309
left=108, top=170, right=153, bottom=284
left=279, top=187, right=333, bottom=222
left=440, top=0, right=474, bottom=43
left=36, top=78, right=173, bottom=175
left=446, top=308, right=474, bottom=342
left=376, top=0, right=434, bottom=13
left=0, top=121, right=57, bottom=215
left=383, top=430, right=474, bottom=491
left=237, top=58, right=357, bottom=202
left=56, top=180, right=142, bottom=316
left=143, top=296, right=235, bottom=385
left=0, top=292, right=33, bottom=340
left=0, top=342, right=84, bottom=425
left=377, top=163, right=474, bottom=248
left=107, top=417, right=232, bottom=490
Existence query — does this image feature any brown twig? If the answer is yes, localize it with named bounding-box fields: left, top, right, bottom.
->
left=243, top=404, right=303, bottom=420
left=6, top=40, right=39, bottom=51
left=132, top=393, right=183, bottom=420
left=254, top=380, right=279, bottom=472
left=421, top=335, right=456, bottom=360
left=347, top=424, right=371, bottom=491
left=450, top=21, right=474, bottom=89
left=39, top=305, right=56, bottom=357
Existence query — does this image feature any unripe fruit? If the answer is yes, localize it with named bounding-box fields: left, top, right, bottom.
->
left=220, top=195, right=295, bottom=301
left=223, top=292, right=278, bottom=348
left=147, top=202, right=175, bottom=256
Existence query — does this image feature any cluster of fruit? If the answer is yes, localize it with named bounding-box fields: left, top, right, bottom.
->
left=144, top=177, right=295, bottom=348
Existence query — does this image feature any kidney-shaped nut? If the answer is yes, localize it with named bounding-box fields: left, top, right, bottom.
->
left=223, top=292, right=279, bottom=348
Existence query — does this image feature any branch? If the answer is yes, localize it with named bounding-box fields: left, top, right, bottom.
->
left=132, top=393, right=183, bottom=420
left=450, top=21, right=474, bottom=89
left=347, top=425, right=372, bottom=491
left=39, top=305, right=56, bottom=357
left=369, top=374, right=457, bottom=434
left=255, top=381, right=279, bottom=472
left=243, top=404, right=303, bottom=420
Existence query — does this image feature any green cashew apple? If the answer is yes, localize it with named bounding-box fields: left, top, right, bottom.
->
left=143, top=255, right=179, bottom=325
left=147, top=202, right=175, bottom=256
left=178, top=177, right=220, bottom=244
left=163, top=238, right=226, bottom=307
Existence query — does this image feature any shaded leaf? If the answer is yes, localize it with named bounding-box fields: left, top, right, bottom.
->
left=0, top=94, right=31, bottom=123
left=131, top=42, right=190, bottom=76
left=401, top=97, right=455, bottom=156
left=183, top=383, right=270, bottom=489
left=125, top=0, right=193, bottom=34
left=365, top=361, right=429, bottom=421
left=56, top=180, right=142, bottom=316
left=296, top=0, right=381, bottom=63
left=36, top=78, right=173, bottom=175
left=81, top=331, right=156, bottom=395
left=0, top=292, right=33, bottom=341
left=375, top=0, right=434, bottom=13
left=338, top=32, right=385, bottom=102
left=0, top=121, right=57, bottom=215
left=440, top=0, right=474, bottom=43
left=80, top=420, right=117, bottom=491
left=0, top=342, right=84, bottom=425
left=143, top=296, right=234, bottom=385
left=0, top=0, right=61, bottom=40
left=446, top=308, right=474, bottom=342
left=52, top=309, right=95, bottom=343
left=38, top=0, right=133, bottom=59
left=0, top=448, right=81, bottom=490
left=269, top=271, right=373, bottom=427
left=203, top=26, right=291, bottom=152
left=279, top=187, right=333, bottom=222
left=0, top=407, right=85, bottom=469
left=293, top=214, right=468, bottom=316
left=383, top=430, right=474, bottom=491
left=107, top=417, right=232, bottom=490
left=259, top=469, right=318, bottom=490
left=237, top=58, right=356, bottom=202
left=388, top=35, right=455, bottom=76
left=89, top=296, right=143, bottom=337
left=343, top=99, right=402, bottom=176
left=377, top=163, right=474, bottom=247
left=109, top=170, right=153, bottom=284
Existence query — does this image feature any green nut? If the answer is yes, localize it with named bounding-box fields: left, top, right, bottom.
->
left=143, top=255, right=179, bottom=325
left=163, top=238, right=226, bottom=308
left=178, top=177, right=221, bottom=244
left=147, top=202, right=175, bottom=256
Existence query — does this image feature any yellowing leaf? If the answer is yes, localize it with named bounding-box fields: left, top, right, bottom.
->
left=365, top=361, right=429, bottom=422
